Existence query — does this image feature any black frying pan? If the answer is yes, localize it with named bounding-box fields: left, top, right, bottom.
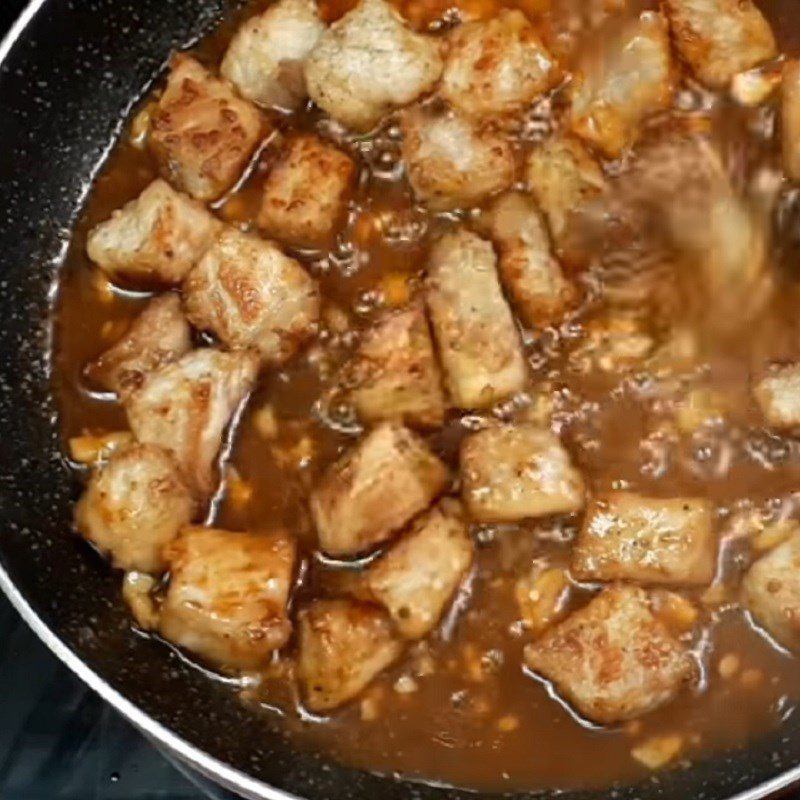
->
left=2, top=1, right=800, bottom=798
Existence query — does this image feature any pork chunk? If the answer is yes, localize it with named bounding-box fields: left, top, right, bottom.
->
left=183, top=228, right=320, bottom=365
left=754, top=365, right=800, bottom=430
left=304, top=0, right=443, bottom=132
left=460, top=424, right=584, bottom=522
left=572, top=493, right=717, bottom=586
left=86, top=179, right=221, bottom=286
left=426, top=229, right=527, bottom=409
left=160, top=528, right=296, bottom=670
left=124, top=348, right=259, bottom=497
left=401, top=106, right=515, bottom=211
left=310, top=422, right=449, bottom=556
left=569, top=12, right=672, bottom=157
left=150, top=55, right=264, bottom=201
left=257, top=135, right=355, bottom=248
left=339, top=304, right=446, bottom=428
left=744, top=531, right=800, bottom=651
left=440, top=10, right=558, bottom=118
left=297, top=598, right=404, bottom=712
left=524, top=585, right=694, bottom=724
left=783, top=61, right=800, bottom=181
left=75, top=443, right=195, bottom=573
left=663, top=0, right=776, bottom=89
left=220, top=0, right=325, bottom=110
left=85, top=294, right=191, bottom=396
left=486, top=192, right=576, bottom=327
left=525, top=136, right=605, bottom=242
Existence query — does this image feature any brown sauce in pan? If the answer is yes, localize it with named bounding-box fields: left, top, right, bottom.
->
left=53, top=0, right=800, bottom=791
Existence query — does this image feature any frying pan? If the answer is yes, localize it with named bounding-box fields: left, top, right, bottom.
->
left=2, top=1, right=800, bottom=798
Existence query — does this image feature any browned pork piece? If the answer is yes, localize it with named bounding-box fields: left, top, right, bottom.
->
left=160, top=527, right=296, bottom=669
left=310, top=422, right=449, bottom=557
left=755, top=365, right=800, bottom=430
left=304, top=0, right=443, bottom=132
left=783, top=61, right=800, bottom=180
left=401, top=105, right=515, bottom=211
left=257, top=134, right=355, bottom=248
left=86, top=179, right=221, bottom=286
left=183, top=228, right=320, bottom=365
left=663, top=0, right=776, bottom=89
left=85, top=294, right=191, bottom=396
left=440, top=9, right=558, bottom=119
left=572, top=493, right=717, bottom=586
left=460, top=423, right=584, bottom=522
left=338, top=303, right=446, bottom=428
left=524, top=585, right=695, bottom=724
left=426, top=229, right=527, bottom=409
left=296, top=598, right=404, bottom=712
left=124, top=348, right=259, bottom=498
left=221, top=0, right=325, bottom=110
left=150, top=55, right=264, bottom=201
left=75, top=443, right=195, bottom=573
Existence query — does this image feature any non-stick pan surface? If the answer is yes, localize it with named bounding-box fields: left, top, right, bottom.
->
left=2, top=1, right=800, bottom=798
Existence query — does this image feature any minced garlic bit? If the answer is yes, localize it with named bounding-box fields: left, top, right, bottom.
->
left=497, top=714, right=520, bottom=733
left=129, top=103, right=154, bottom=148
left=631, top=734, right=684, bottom=770
left=717, top=653, right=741, bottom=680
left=121, top=571, right=159, bottom=630
left=380, top=271, right=412, bottom=308
left=394, top=674, right=419, bottom=694
left=652, top=590, right=699, bottom=635
left=91, top=268, right=115, bottom=304
left=515, top=567, right=570, bottom=634
left=253, top=403, right=279, bottom=440
left=676, top=388, right=728, bottom=435
left=69, top=431, right=134, bottom=464
left=226, top=466, right=253, bottom=508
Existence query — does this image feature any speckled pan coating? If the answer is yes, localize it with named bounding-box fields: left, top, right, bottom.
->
left=0, top=1, right=799, bottom=799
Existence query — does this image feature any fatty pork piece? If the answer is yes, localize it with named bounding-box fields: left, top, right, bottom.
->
left=220, top=0, right=325, bottom=111
left=310, top=422, right=449, bottom=557
left=160, top=528, right=296, bottom=670
left=744, top=531, right=800, bottom=651
left=426, top=229, right=526, bottom=409
left=572, top=493, right=717, bottom=586
left=524, top=585, right=695, bottom=724
left=296, top=599, right=404, bottom=712
left=440, top=9, right=558, bottom=119
left=257, top=134, right=355, bottom=248
left=184, top=228, right=320, bottom=365
left=460, top=424, right=585, bottom=522
left=150, top=55, right=264, bottom=201
left=401, top=106, right=515, bottom=212
left=304, top=0, right=443, bottom=132
left=86, top=179, right=221, bottom=286
left=569, top=12, right=672, bottom=158
left=754, top=365, right=800, bottom=430
left=486, top=192, right=577, bottom=328
left=124, top=348, right=259, bottom=498
left=783, top=61, right=800, bottom=181
left=85, top=294, right=191, bottom=396
left=75, top=443, right=195, bottom=574
left=663, top=0, right=776, bottom=89
left=339, top=303, right=446, bottom=428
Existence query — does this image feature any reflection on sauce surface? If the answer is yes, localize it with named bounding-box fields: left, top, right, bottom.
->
left=53, top=0, right=800, bottom=791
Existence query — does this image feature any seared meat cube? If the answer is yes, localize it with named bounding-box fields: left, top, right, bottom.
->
left=124, top=348, right=259, bottom=497
left=86, top=179, right=221, bottom=286
left=524, top=585, right=694, bottom=724
left=362, top=499, right=474, bottom=639
left=486, top=192, right=576, bottom=327
left=744, top=531, right=800, bottom=651
left=85, top=294, right=191, bottom=396
left=440, top=10, right=558, bottom=118
left=569, top=12, right=672, bottom=157
left=401, top=106, right=515, bottom=211
left=572, top=493, right=717, bottom=586
left=160, top=528, right=296, bottom=670
left=183, top=228, right=320, bottom=365
left=663, top=0, right=776, bottom=89
left=310, top=422, right=449, bottom=556
left=150, top=55, right=264, bottom=201
left=304, top=0, right=443, bottom=132
left=426, top=229, right=527, bottom=409
left=296, top=598, right=404, bottom=712
left=783, top=61, right=800, bottom=180
left=460, top=424, right=584, bottom=522
left=257, top=135, right=355, bottom=248
left=339, top=304, right=446, bottom=428
left=525, top=136, right=605, bottom=242
left=754, top=365, right=800, bottom=430
left=75, top=443, right=195, bottom=573
left=220, top=0, right=325, bottom=110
